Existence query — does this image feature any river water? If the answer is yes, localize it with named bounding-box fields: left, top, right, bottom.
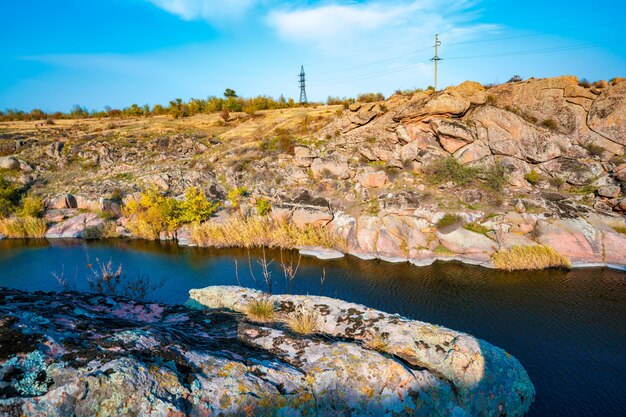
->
left=0, top=239, right=624, bottom=416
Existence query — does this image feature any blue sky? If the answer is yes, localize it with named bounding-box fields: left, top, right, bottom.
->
left=2, top=0, right=625, bottom=112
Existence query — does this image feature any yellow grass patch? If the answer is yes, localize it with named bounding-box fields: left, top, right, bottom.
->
left=191, top=216, right=344, bottom=251
left=245, top=298, right=275, bottom=323
left=491, top=245, right=571, bottom=271
left=0, top=216, right=47, bottom=238
left=286, top=309, right=318, bottom=335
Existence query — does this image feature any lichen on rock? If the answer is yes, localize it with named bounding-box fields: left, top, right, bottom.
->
left=1, top=287, right=535, bottom=416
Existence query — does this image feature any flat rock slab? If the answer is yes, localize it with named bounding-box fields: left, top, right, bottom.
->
left=298, top=246, right=345, bottom=260
left=189, top=286, right=535, bottom=417
left=1, top=287, right=535, bottom=416
left=45, top=213, right=105, bottom=239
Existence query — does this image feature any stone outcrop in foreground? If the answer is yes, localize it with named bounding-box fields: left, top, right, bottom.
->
left=1, top=287, right=534, bottom=416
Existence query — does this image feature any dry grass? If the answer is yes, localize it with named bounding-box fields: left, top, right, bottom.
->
left=0, top=217, right=47, bottom=238
left=285, top=308, right=319, bottom=335
left=245, top=298, right=275, bottom=322
left=491, top=245, right=571, bottom=271
left=363, top=332, right=390, bottom=353
left=191, top=216, right=344, bottom=251
left=611, top=225, right=626, bottom=235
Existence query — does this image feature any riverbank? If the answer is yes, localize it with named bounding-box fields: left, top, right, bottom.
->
left=2, top=204, right=626, bottom=271
left=1, top=75, right=625, bottom=271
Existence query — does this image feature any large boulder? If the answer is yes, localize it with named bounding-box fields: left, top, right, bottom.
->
left=588, top=79, right=626, bottom=146
left=487, top=76, right=580, bottom=135
left=0, top=156, right=20, bottom=170
left=436, top=228, right=497, bottom=257
left=190, top=286, right=535, bottom=417
left=534, top=219, right=604, bottom=263
left=291, top=207, right=334, bottom=228
left=469, top=106, right=562, bottom=163
left=310, top=157, right=351, bottom=179
left=445, top=80, right=488, bottom=105
left=376, top=216, right=428, bottom=259
left=356, top=170, right=388, bottom=188
left=0, top=288, right=535, bottom=417
left=45, top=213, right=105, bottom=238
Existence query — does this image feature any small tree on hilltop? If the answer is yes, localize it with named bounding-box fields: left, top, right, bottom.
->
left=224, top=88, right=237, bottom=98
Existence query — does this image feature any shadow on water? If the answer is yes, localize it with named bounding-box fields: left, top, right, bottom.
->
left=0, top=238, right=624, bottom=416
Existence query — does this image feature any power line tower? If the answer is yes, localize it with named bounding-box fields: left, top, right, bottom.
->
left=299, top=65, right=308, bottom=104
left=430, top=34, right=442, bottom=91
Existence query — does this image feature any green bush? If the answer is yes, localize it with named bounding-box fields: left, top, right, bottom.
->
left=259, top=129, right=295, bottom=155
left=124, top=186, right=219, bottom=240
left=20, top=195, right=44, bottom=218
left=464, top=222, right=490, bottom=236
left=582, top=142, right=605, bottom=158
left=425, top=157, right=478, bottom=186
left=357, top=92, right=385, bottom=103
left=83, top=225, right=104, bottom=240
left=524, top=170, right=542, bottom=185
left=255, top=198, right=272, bottom=216
left=227, top=187, right=248, bottom=209
left=548, top=176, right=565, bottom=189
left=0, top=178, right=20, bottom=218
left=436, top=214, right=464, bottom=230
left=179, top=187, right=220, bottom=223
left=483, top=163, right=509, bottom=192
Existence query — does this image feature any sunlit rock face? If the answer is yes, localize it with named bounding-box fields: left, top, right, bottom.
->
left=1, top=287, right=534, bottom=416
left=189, top=286, right=536, bottom=417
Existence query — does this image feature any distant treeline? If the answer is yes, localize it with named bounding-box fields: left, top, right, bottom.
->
left=0, top=87, right=431, bottom=122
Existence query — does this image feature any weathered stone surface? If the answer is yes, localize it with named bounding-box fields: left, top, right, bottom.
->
left=445, top=80, right=487, bottom=105
left=454, top=141, right=492, bottom=164
left=431, top=118, right=476, bottom=153
left=0, top=287, right=535, bottom=417
left=436, top=228, right=496, bottom=255
left=291, top=207, right=334, bottom=228
left=310, top=157, right=351, bottom=179
left=356, top=170, right=388, bottom=188
left=588, top=80, right=626, bottom=145
left=423, top=93, right=471, bottom=116
left=349, top=103, right=380, bottom=126
left=45, top=213, right=105, bottom=238
left=396, top=124, right=439, bottom=148
left=469, top=106, right=562, bottom=163
left=487, top=76, right=580, bottom=135
left=597, top=185, right=621, bottom=198
left=534, top=219, right=603, bottom=263
left=190, top=286, right=535, bottom=417
left=0, top=156, right=20, bottom=170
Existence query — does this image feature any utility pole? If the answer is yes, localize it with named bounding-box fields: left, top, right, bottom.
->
left=299, top=65, right=308, bottom=104
left=430, top=34, right=442, bottom=91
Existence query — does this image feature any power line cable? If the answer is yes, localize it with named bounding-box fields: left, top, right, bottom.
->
left=446, top=37, right=626, bottom=60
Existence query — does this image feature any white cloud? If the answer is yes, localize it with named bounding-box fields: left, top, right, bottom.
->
left=266, top=1, right=496, bottom=53
left=268, top=2, right=422, bottom=41
left=145, top=0, right=257, bottom=22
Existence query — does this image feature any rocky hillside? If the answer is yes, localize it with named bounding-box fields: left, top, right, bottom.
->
left=0, top=286, right=535, bottom=416
left=1, top=76, right=625, bottom=268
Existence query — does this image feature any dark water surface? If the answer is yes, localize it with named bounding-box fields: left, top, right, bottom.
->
left=0, top=239, right=624, bottom=416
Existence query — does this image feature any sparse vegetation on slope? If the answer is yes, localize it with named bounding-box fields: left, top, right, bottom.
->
left=425, top=157, right=478, bottom=186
